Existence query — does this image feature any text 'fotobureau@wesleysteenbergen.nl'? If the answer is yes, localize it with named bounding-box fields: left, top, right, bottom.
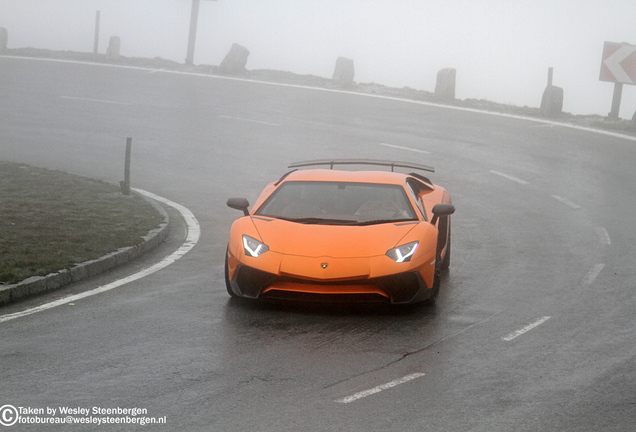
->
left=0, top=404, right=167, bottom=427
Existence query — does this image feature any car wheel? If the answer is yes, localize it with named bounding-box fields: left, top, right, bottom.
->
left=423, top=273, right=440, bottom=305
left=225, top=247, right=238, bottom=298
left=441, top=222, right=451, bottom=271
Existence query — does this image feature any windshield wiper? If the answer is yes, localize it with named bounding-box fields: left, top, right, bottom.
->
left=278, top=217, right=358, bottom=225
left=354, top=218, right=418, bottom=226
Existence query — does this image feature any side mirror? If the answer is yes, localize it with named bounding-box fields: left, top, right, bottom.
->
left=227, top=197, right=250, bottom=216
left=431, top=203, right=455, bottom=225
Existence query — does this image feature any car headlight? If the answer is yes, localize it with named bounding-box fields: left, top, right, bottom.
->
left=386, top=241, right=418, bottom=263
left=243, top=235, right=269, bottom=257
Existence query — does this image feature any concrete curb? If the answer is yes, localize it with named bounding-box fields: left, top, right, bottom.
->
left=0, top=192, right=170, bottom=306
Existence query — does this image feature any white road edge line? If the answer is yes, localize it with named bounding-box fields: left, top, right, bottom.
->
left=595, top=227, right=611, bottom=245
left=501, top=316, right=551, bottom=342
left=551, top=195, right=581, bottom=209
left=60, top=95, right=133, bottom=106
left=489, top=170, right=529, bottom=185
left=218, top=115, right=280, bottom=127
left=335, top=373, right=426, bottom=404
left=0, top=189, right=200, bottom=325
left=379, top=143, right=431, bottom=154
left=5, top=56, right=636, bottom=144
left=582, top=263, right=605, bottom=286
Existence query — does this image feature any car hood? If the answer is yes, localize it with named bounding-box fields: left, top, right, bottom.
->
left=251, top=217, right=418, bottom=258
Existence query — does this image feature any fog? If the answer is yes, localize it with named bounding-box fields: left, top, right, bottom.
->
left=2, top=0, right=636, bottom=118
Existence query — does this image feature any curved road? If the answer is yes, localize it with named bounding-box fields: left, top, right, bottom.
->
left=1, top=57, right=635, bottom=431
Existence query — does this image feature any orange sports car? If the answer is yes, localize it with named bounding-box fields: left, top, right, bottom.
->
left=225, top=160, right=454, bottom=304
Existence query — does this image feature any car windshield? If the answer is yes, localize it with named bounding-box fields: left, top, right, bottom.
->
left=255, top=181, right=419, bottom=225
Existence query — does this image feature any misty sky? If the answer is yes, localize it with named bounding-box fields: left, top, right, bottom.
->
left=2, top=0, right=636, bottom=118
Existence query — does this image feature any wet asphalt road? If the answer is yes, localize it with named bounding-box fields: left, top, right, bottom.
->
left=1, top=56, right=635, bottom=431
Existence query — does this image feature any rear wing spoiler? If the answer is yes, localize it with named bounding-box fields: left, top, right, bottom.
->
left=288, top=159, right=435, bottom=173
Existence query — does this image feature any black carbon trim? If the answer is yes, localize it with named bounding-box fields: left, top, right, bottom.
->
left=232, top=265, right=432, bottom=304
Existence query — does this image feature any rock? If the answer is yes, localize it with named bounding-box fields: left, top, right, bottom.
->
left=106, top=36, right=121, bottom=62
left=435, top=68, right=456, bottom=100
left=332, top=57, right=355, bottom=86
left=540, top=85, right=563, bottom=117
left=219, top=43, right=250, bottom=75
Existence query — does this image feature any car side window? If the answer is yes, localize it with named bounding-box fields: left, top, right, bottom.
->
left=406, top=179, right=427, bottom=221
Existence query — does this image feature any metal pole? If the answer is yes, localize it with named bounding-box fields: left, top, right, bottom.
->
left=185, top=0, right=200, bottom=65
left=120, top=137, right=132, bottom=195
left=93, top=10, right=100, bottom=55
left=609, top=82, right=623, bottom=120
left=547, top=67, right=553, bottom=87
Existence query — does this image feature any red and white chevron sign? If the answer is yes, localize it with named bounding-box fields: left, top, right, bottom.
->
left=600, top=42, right=636, bottom=85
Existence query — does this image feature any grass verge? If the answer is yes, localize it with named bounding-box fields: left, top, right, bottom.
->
left=0, top=161, right=164, bottom=285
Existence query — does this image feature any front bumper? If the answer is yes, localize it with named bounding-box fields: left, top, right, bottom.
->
left=228, top=264, right=434, bottom=304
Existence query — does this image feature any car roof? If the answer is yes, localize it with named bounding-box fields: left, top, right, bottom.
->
left=281, top=169, right=411, bottom=185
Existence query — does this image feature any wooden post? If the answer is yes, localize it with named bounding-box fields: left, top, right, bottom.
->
left=185, top=0, right=200, bottom=65
left=93, top=11, right=100, bottom=55
left=120, top=137, right=132, bottom=195
left=0, top=27, right=8, bottom=52
left=608, top=82, right=623, bottom=120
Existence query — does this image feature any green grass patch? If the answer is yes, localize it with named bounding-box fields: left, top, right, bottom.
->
left=0, top=161, right=165, bottom=285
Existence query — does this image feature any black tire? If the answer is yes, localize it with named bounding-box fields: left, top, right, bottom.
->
left=423, top=273, right=440, bottom=306
left=441, top=221, right=451, bottom=271
left=225, top=247, right=238, bottom=298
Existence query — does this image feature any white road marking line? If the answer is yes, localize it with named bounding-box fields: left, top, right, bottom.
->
left=219, top=115, right=279, bottom=126
left=335, top=373, right=425, bottom=404
left=0, top=189, right=200, bottom=325
left=379, top=143, right=431, bottom=154
left=489, top=170, right=529, bottom=185
left=501, top=316, right=551, bottom=342
left=594, top=227, right=611, bottom=245
left=8, top=55, right=636, bottom=145
left=582, top=263, right=605, bottom=285
left=551, top=195, right=581, bottom=209
left=60, top=96, right=133, bottom=105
